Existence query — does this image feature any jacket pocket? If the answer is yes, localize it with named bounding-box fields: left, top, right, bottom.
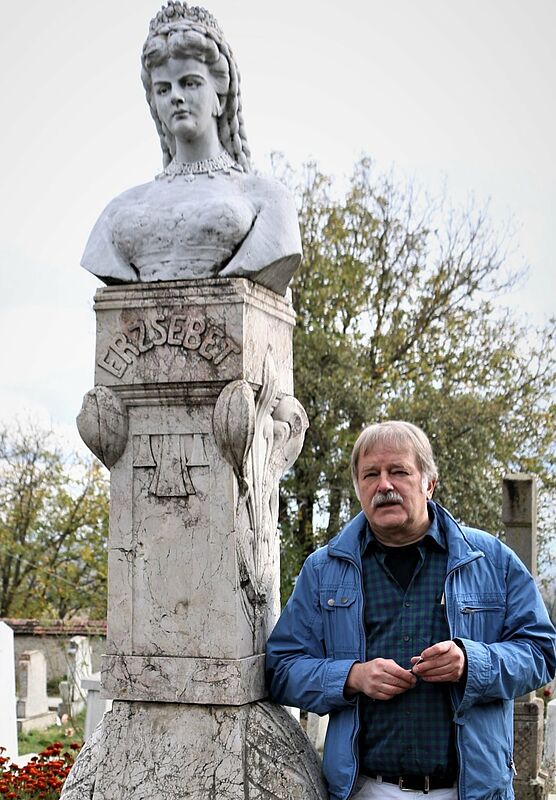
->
left=456, top=592, right=504, bottom=613
left=320, top=589, right=358, bottom=658
left=454, top=592, right=505, bottom=641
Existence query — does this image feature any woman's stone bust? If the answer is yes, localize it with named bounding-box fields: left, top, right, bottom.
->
left=81, top=2, right=301, bottom=296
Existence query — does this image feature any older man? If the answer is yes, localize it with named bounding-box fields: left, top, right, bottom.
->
left=266, top=421, right=556, bottom=800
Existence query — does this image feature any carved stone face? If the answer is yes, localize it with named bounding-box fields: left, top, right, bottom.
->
left=151, top=57, right=219, bottom=149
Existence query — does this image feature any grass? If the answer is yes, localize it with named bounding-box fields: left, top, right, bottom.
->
left=18, top=710, right=85, bottom=755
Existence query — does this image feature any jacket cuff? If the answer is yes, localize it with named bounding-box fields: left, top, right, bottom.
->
left=325, top=659, right=359, bottom=707
left=453, top=637, right=491, bottom=710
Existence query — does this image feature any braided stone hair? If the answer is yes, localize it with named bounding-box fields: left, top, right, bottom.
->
left=141, top=2, right=251, bottom=171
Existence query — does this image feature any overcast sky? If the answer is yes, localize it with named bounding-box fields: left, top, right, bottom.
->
left=1, top=0, right=554, bottom=453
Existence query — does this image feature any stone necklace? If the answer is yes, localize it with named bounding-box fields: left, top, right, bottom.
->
left=157, top=151, right=244, bottom=182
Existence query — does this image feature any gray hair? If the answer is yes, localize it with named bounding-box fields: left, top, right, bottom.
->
left=141, top=3, right=251, bottom=170
left=350, top=421, right=438, bottom=495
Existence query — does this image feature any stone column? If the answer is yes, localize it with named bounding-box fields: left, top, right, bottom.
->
left=503, top=474, right=548, bottom=800
left=63, top=279, right=326, bottom=799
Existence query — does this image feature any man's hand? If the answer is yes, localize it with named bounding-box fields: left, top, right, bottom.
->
left=345, top=658, right=416, bottom=700
left=410, top=640, right=466, bottom=682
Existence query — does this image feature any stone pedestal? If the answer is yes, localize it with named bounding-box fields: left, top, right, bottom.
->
left=65, top=279, right=326, bottom=798
left=63, top=701, right=324, bottom=799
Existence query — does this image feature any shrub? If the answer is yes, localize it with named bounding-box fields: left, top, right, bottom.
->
left=0, top=741, right=80, bottom=799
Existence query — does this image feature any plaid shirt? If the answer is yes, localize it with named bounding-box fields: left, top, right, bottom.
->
left=358, top=511, right=457, bottom=779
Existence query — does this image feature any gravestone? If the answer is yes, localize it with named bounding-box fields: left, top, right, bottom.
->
left=0, top=621, right=18, bottom=761
left=307, top=712, right=329, bottom=754
left=82, top=673, right=112, bottom=740
left=544, top=699, right=556, bottom=769
left=503, top=474, right=548, bottom=800
left=16, top=650, right=57, bottom=733
left=59, top=636, right=93, bottom=718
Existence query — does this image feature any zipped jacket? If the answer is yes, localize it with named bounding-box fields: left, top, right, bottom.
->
left=266, top=502, right=556, bottom=800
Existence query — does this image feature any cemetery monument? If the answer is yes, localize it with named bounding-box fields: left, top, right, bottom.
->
left=62, top=2, right=326, bottom=797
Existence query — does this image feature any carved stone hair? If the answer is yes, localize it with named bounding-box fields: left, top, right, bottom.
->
left=350, top=420, right=439, bottom=497
left=141, top=1, right=251, bottom=171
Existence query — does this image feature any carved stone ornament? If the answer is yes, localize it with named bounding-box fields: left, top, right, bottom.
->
left=213, top=380, right=256, bottom=492
left=213, top=349, right=308, bottom=641
left=76, top=387, right=128, bottom=468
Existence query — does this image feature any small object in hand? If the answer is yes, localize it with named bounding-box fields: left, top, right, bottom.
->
left=410, top=656, right=425, bottom=674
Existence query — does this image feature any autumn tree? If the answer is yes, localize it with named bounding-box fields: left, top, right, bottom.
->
left=0, top=423, right=109, bottom=619
left=279, top=158, right=555, bottom=600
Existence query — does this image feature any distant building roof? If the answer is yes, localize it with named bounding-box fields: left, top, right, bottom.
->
left=1, top=618, right=106, bottom=636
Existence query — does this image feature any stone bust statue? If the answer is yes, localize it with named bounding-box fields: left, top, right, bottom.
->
left=81, top=2, right=301, bottom=296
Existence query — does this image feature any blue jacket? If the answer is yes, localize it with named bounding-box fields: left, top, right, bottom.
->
left=266, top=502, right=556, bottom=800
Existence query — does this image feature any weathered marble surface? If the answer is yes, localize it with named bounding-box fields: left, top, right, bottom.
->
left=101, top=653, right=265, bottom=704
left=62, top=701, right=327, bottom=799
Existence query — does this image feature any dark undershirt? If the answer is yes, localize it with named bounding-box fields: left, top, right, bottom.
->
left=381, top=542, right=421, bottom=591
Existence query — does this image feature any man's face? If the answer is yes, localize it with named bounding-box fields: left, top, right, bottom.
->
left=356, top=444, right=435, bottom=546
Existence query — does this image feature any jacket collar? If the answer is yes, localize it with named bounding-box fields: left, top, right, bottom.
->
left=327, top=511, right=368, bottom=563
left=327, top=501, right=484, bottom=571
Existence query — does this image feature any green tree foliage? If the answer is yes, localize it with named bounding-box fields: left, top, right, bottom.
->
left=0, top=424, right=109, bottom=619
left=279, top=158, right=555, bottom=601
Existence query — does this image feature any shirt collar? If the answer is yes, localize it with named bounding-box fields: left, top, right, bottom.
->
left=361, top=503, right=446, bottom=554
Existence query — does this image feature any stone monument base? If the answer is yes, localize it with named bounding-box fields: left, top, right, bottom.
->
left=61, top=700, right=327, bottom=799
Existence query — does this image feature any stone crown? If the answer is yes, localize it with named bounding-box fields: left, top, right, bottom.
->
left=149, top=1, right=223, bottom=39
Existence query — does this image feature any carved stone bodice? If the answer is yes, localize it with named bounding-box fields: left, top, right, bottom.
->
left=81, top=171, right=302, bottom=295
left=111, top=177, right=256, bottom=281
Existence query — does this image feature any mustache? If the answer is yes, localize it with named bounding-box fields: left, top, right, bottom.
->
left=372, top=490, right=404, bottom=508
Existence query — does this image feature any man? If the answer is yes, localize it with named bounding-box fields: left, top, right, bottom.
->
left=266, top=421, right=556, bottom=800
